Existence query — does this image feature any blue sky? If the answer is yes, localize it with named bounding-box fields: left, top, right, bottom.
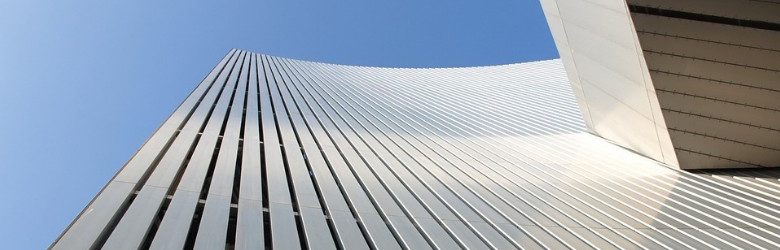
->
left=0, top=0, right=556, bottom=247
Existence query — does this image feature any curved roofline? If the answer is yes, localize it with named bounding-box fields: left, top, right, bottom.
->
left=239, top=48, right=561, bottom=70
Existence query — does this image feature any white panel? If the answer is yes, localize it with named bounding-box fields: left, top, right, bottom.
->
left=148, top=190, right=199, bottom=250
left=194, top=195, right=232, bottom=249
left=541, top=0, right=677, bottom=167
left=52, top=181, right=136, bottom=250
left=235, top=199, right=264, bottom=250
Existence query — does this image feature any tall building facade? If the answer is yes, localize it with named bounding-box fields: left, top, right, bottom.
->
left=52, top=50, right=780, bottom=249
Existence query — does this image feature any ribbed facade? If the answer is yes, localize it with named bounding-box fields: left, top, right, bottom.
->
left=628, top=0, right=780, bottom=168
left=53, top=49, right=780, bottom=249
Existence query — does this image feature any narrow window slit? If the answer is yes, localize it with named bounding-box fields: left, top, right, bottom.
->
left=92, top=193, right=137, bottom=249
left=139, top=200, right=169, bottom=249
left=232, top=142, right=244, bottom=204
left=183, top=203, right=205, bottom=249
left=225, top=206, right=238, bottom=249
left=199, top=147, right=222, bottom=200
left=263, top=211, right=272, bottom=249
left=257, top=56, right=272, bottom=250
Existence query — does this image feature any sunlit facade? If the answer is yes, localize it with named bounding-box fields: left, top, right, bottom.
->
left=53, top=0, right=780, bottom=248
left=52, top=49, right=780, bottom=249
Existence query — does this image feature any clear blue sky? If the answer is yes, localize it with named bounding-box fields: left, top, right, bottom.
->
left=0, top=0, right=556, bottom=247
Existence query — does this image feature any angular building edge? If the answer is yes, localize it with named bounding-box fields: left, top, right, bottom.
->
left=539, top=0, right=780, bottom=169
left=50, top=49, right=240, bottom=249
left=538, top=0, right=679, bottom=168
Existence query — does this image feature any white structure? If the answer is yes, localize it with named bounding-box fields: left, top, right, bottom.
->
left=540, top=0, right=780, bottom=169
left=52, top=50, right=780, bottom=249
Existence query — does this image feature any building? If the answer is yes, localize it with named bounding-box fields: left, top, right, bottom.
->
left=540, top=0, right=779, bottom=169
left=53, top=1, right=779, bottom=249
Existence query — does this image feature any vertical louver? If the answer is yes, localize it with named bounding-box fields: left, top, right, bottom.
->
left=53, top=49, right=780, bottom=249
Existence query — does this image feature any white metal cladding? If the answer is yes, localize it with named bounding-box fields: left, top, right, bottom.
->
left=53, top=49, right=780, bottom=249
left=539, top=0, right=780, bottom=170
left=538, top=0, right=679, bottom=168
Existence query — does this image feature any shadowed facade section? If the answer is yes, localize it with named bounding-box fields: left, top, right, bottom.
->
left=540, top=0, right=779, bottom=169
